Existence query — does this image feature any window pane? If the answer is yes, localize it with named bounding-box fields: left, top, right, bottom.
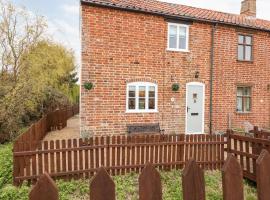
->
left=237, top=97, right=243, bottom=112
left=128, top=98, right=136, bottom=110
left=179, top=27, right=186, bottom=49
left=243, top=87, right=251, bottom=96
left=238, top=45, right=244, bottom=60
left=237, top=87, right=243, bottom=96
left=169, top=25, right=177, bottom=49
left=244, top=97, right=251, bottom=112
left=149, top=86, right=155, bottom=97
left=245, top=36, right=252, bottom=45
left=139, top=98, right=145, bottom=109
left=149, top=98, right=155, bottom=109
left=239, top=35, right=244, bottom=44
left=179, top=27, right=186, bottom=37
left=139, top=86, right=146, bottom=97
left=245, top=46, right=252, bottom=61
left=128, top=86, right=136, bottom=97
left=179, top=37, right=186, bottom=49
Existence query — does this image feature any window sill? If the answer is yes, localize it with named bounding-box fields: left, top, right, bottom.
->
left=126, top=110, right=159, bottom=114
left=166, top=48, right=190, bottom=53
left=237, top=59, right=253, bottom=63
left=235, top=111, right=252, bottom=115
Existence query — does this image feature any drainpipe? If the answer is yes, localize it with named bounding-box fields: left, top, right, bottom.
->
left=210, top=23, right=217, bottom=134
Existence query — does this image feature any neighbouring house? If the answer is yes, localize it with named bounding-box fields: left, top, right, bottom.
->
left=80, top=0, right=270, bottom=135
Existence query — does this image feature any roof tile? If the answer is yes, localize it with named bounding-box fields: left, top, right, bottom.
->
left=81, top=0, right=270, bottom=31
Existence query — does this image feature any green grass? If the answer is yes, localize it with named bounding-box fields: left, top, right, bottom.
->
left=0, top=143, right=258, bottom=200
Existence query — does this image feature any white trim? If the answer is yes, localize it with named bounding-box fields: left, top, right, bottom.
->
left=126, top=82, right=158, bottom=113
left=167, top=23, right=189, bottom=52
left=185, top=82, right=205, bottom=134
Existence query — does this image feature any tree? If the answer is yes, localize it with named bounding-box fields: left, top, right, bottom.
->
left=0, top=0, right=46, bottom=82
left=0, top=0, right=79, bottom=142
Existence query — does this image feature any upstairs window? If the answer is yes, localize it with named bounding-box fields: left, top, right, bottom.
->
left=167, top=23, right=189, bottom=51
left=238, top=35, right=253, bottom=61
left=237, top=86, right=251, bottom=113
left=126, top=82, right=158, bottom=113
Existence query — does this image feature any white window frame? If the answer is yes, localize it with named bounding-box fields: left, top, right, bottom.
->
left=167, top=23, right=189, bottom=52
left=126, top=82, right=158, bottom=113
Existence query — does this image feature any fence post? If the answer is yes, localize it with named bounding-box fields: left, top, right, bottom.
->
left=29, top=173, right=58, bottom=200
left=254, top=126, right=259, bottom=138
left=226, top=129, right=232, bottom=153
left=222, top=153, right=244, bottom=200
left=256, top=150, right=270, bottom=200
left=182, top=159, right=205, bottom=200
left=90, top=167, right=115, bottom=200
left=139, top=163, right=162, bottom=200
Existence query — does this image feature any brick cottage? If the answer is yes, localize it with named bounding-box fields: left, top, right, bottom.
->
left=80, top=0, right=270, bottom=135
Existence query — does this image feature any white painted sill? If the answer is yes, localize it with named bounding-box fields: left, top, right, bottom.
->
left=126, top=110, right=159, bottom=114
left=166, top=48, right=190, bottom=53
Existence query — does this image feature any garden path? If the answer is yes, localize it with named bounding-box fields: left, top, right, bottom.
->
left=43, top=115, right=80, bottom=141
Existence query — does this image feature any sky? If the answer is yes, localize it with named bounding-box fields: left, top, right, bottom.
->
left=11, top=0, right=270, bottom=81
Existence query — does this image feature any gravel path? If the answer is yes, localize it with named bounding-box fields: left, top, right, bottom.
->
left=43, top=115, right=80, bottom=141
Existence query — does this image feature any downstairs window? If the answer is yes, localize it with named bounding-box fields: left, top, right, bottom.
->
left=126, top=82, right=158, bottom=113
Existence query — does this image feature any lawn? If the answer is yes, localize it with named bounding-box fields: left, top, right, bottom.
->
left=0, top=143, right=257, bottom=200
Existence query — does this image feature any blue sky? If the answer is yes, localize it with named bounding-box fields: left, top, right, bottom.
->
left=11, top=0, right=270, bottom=78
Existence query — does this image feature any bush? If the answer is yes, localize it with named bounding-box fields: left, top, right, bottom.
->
left=0, top=143, right=13, bottom=188
left=0, top=183, right=29, bottom=200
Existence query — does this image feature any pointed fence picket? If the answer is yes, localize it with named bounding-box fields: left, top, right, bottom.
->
left=139, top=163, right=162, bottom=200
left=182, top=159, right=205, bottom=200
left=222, top=154, right=244, bottom=200
left=256, top=149, right=270, bottom=200
left=29, top=173, right=58, bottom=200
left=90, top=168, right=115, bottom=200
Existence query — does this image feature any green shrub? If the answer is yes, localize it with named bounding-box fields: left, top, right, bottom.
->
left=0, top=143, right=13, bottom=188
left=0, top=183, right=29, bottom=200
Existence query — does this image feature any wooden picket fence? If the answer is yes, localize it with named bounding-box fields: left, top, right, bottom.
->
left=28, top=150, right=270, bottom=200
left=13, top=134, right=226, bottom=185
left=227, top=128, right=270, bottom=181
left=14, top=104, right=79, bottom=152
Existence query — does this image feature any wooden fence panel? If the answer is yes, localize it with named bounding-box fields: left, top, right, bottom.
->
left=13, top=134, right=226, bottom=185
left=90, top=168, right=115, bottom=200
left=256, top=150, right=270, bottom=200
left=222, top=154, right=244, bottom=200
left=182, top=159, right=205, bottom=200
left=29, top=173, right=58, bottom=200
left=139, top=163, right=162, bottom=200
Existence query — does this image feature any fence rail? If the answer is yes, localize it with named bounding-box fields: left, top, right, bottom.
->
left=29, top=150, right=270, bottom=200
left=13, top=134, right=226, bottom=185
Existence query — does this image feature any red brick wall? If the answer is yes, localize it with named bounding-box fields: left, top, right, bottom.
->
left=81, top=5, right=270, bottom=135
left=212, top=26, right=270, bottom=131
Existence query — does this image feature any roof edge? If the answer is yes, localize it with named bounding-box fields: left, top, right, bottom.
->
left=81, top=0, right=270, bottom=33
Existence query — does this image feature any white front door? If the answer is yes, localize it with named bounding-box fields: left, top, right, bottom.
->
left=186, top=82, right=205, bottom=134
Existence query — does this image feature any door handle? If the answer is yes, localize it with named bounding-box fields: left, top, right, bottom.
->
left=187, top=106, right=190, bottom=113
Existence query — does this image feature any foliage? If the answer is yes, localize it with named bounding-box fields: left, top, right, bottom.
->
left=0, top=0, right=47, bottom=82
left=172, top=83, right=180, bottom=92
left=83, top=82, right=93, bottom=91
left=0, top=1, right=79, bottom=142
left=0, top=143, right=13, bottom=188
left=0, top=183, right=30, bottom=200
